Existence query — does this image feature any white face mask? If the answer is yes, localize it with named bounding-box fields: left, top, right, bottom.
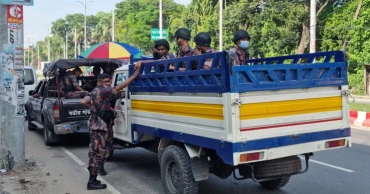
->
left=239, top=41, right=249, bottom=49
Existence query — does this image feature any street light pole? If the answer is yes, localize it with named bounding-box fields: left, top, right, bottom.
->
left=77, top=0, right=91, bottom=51
left=37, top=43, right=40, bottom=69
left=27, top=37, right=30, bottom=65
left=84, top=0, right=87, bottom=50
left=74, top=29, right=77, bottom=58
left=310, top=0, right=316, bottom=53
left=159, top=0, right=163, bottom=39
left=43, top=25, right=51, bottom=61
left=219, top=0, right=223, bottom=51
left=65, top=32, right=68, bottom=58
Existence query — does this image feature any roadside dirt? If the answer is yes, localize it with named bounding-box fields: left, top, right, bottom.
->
left=0, top=159, right=48, bottom=194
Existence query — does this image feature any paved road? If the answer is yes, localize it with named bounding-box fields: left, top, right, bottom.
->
left=27, top=125, right=370, bottom=194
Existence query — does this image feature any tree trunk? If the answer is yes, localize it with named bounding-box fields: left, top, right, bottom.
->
left=296, top=1, right=310, bottom=54
left=343, top=0, right=362, bottom=50
left=296, top=0, right=331, bottom=54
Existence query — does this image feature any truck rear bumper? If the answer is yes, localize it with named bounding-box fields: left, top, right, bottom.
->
left=234, top=137, right=352, bottom=166
left=54, top=121, right=89, bottom=135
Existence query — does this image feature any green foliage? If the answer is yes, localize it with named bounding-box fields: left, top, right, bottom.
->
left=349, top=68, right=364, bottom=95
left=350, top=103, right=370, bottom=112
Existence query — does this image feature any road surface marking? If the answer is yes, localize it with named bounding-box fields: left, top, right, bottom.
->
left=300, top=157, right=354, bottom=173
left=83, top=168, right=122, bottom=194
left=61, top=147, right=122, bottom=194
left=61, top=147, right=85, bottom=166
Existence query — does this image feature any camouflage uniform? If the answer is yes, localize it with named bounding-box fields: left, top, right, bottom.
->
left=194, top=48, right=217, bottom=69
left=106, top=91, right=124, bottom=160
left=159, top=52, right=176, bottom=60
left=177, top=45, right=195, bottom=69
left=60, top=71, right=88, bottom=98
left=177, top=45, right=194, bottom=58
left=85, top=85, right=119, bottom=176
left=228, top=46, right=247, bottom=66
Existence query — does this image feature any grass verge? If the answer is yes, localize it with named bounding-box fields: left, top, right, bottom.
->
left=349, top=103, right=370, bottom=112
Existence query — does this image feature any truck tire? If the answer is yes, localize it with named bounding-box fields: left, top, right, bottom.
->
left=259, top=177, right=290, bottom=190
left=158, top=149, right=164, bottom=164
left=43, top=120, right=59, bottom=146
left=161, top=145, right=199, bottom=194
left=27, top=114, right=37, bottom=131
left=254, top=156, right=301, bottom=179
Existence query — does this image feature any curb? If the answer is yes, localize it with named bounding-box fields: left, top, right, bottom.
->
left=353, top=95, right=370, bottom=100
left=350, top=110, right=370, bottom=127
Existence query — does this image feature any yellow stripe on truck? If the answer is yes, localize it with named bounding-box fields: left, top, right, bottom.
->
left=131, top=100, right=224, bottom=120
left=240, top=96, right=342, bottom=120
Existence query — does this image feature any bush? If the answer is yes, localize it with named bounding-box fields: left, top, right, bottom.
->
left=348, top=68, right=364, bottom=95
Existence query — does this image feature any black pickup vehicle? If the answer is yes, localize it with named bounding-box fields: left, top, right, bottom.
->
left=25, top=58, right=121, bottom=146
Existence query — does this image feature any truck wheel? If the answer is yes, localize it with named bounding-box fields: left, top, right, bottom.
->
left=259, top=177, right=290, bottom=190
left=43, top=121, right=59, bottom=146
left=161, top=145, right=198, bottom=194
left=158, top=149, right=164, bottom=164
left=27, top=114, right=37, bottom=131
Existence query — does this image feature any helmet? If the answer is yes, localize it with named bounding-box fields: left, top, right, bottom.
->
left=233, top=30, right=250, bottom=43
left=154, top=39, right=170, bottom=50
left=174, top=28, right=191, bottom=40
left=194, top=32, right=212, bottom=46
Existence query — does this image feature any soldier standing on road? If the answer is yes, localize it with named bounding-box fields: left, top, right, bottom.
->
left=81, top=64, right=141, bottom=190
left=60, top=67, right=88, bottom=99
left=227, top=30, right=251, bottom=66
left=193, top=32, right=217, bottom=69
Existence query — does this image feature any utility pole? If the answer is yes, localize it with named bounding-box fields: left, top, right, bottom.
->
left=27, top=37, right=30, bottom=65
left=43, top=25, right=51, bottom=61
left=84, top=0, right=86, bottom=50
left=31, top=45, right=34, bottom=66
left=37, top=44, right=40, bottom=69
left=112, top=10, right=115, bottom=42
left=65, top=32, right=68, bottom=58
left=0, top=3, right=26, bottom=170
left=159, top=0, right=163, bottom=39
left=74, top=29, right=77, bottom=58
left=77, top=0, right=91, bottom=50
left=219, top=0, right=223, bottom=51
left=27, top=47, right=30, bottom=65
left=310, top=0, right=316, bottom=53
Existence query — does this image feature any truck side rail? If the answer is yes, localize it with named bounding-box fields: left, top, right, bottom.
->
left=129, top=52, right=230, bottom=93
left=129, top=51, right=347, bottom=93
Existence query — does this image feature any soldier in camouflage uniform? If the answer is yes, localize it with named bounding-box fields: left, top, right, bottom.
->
left=60, top=67, right=88, bottom=99
left=81, top=65, right=141, bottom=190
left=193, top=32, right=218, bottom=69
left=227, top=30, right=251, bottom=66
left=173, top=28, right=194, bottom=71
left=153, top=39, right=175, bottom=60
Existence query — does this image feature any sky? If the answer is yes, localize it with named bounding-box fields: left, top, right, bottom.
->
left=24, top=0, right=192, bottom=47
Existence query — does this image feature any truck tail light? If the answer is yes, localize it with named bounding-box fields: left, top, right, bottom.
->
left=53, top=104, right=60, bottom=120
left=325, top=139, right=345, bottom=149
left=240, top=152, right=264, bottom=163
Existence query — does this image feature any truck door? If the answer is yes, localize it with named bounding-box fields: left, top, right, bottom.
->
left=112, top=71, right=131, bottom=142
left=35, top=81, right=47, bottom=123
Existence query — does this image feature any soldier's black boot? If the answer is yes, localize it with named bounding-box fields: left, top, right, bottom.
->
left=99, top=165, right=107, bottom=176
left=87, top=173, right=107, bottom=190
